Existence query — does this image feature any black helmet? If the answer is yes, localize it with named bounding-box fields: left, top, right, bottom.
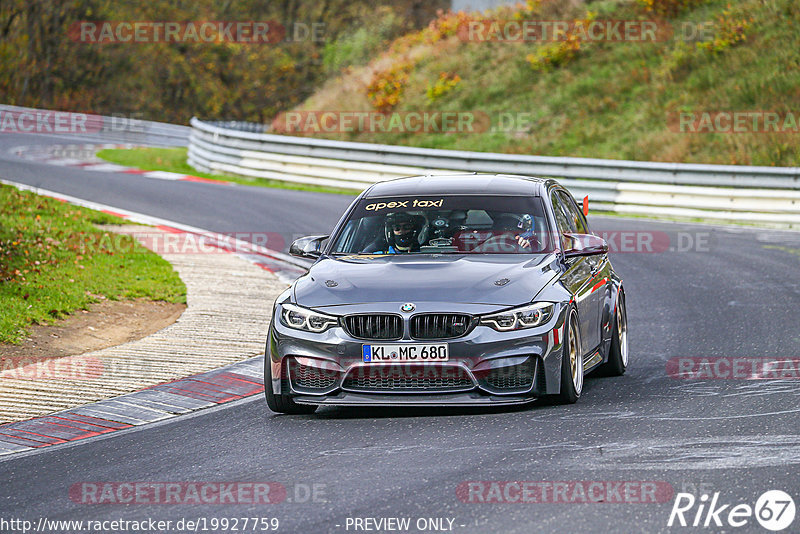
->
left=492, top=213, right=533, bottom=233
left=385, top=212, right=424, bottom=250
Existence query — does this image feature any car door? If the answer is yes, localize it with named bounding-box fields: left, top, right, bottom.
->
left=550, top=190, right=596, bottom=356
left=558, top=190, right=605, bottom=352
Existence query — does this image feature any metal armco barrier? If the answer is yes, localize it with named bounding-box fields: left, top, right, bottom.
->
left=191, top=117, right=798, bottom=228
left=0, top=104, right=190, bottom=146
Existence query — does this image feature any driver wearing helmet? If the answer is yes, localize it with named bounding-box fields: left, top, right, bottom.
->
left=515, top=213, right=536, bottom=249
left=380, top=212, right=423, bottom=254
left=489, top=213, right=535, bottom=250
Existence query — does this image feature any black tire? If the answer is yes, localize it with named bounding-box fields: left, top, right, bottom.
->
left=599, top=291, right=628, bottom=377
left=555, top=308, right=583, bottom=404
left=264, top=357, right=317, bottom=415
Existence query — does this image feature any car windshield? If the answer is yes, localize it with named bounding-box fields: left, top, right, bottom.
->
left=331, top=194, right=554, bottom=255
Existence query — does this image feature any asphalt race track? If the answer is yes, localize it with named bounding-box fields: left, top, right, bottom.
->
left=2, top=130, right=799, bottom=533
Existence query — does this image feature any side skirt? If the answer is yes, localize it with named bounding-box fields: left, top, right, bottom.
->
left=583, top=349, right=603, bottom=373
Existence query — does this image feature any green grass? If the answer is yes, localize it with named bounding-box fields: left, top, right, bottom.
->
left=292, top=0, right=800, bottom=167
left=96, top=147, right=357, bottom=195
left=0, top=184, right=186, bottom=344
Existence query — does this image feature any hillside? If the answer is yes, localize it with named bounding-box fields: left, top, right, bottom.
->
left=0, top=0, right=447, bottom=124
left=282, top=0, right=800, bottom=166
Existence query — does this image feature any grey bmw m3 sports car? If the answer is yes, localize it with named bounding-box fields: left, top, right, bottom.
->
left=265, top=174, right=628, bottom=413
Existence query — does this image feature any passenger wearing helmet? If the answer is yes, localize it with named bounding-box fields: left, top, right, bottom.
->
left=382, top=212, right=423, bottom=254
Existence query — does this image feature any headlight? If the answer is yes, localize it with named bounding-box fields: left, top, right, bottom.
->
left=280, top=303, right=339, bottom=333
left=480, top=302, right=555, bottom=331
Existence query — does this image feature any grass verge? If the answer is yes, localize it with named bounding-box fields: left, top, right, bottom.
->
left=96, top=147, right=357, bottom=195
left=0, top=184, right=186, bottom=344
left=293, top=0, right=800, bottom=167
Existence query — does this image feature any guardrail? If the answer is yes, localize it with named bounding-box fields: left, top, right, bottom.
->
left=1, top=104, right=190, bottom=146
left=189, top=118, right=800, bottom=227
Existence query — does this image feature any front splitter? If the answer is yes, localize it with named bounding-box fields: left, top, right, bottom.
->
left=293, top=391, right=537, bottom=407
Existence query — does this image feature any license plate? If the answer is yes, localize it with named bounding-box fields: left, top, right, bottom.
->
left=363, top=344, right=449, bottom=362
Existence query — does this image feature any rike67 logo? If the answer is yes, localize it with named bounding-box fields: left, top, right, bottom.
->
left=668, top=490, right=796, bottom=531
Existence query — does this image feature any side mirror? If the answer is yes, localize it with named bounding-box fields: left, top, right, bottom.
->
left=289, top=235, right=329, bottom=259
left=563, top=233, right=608, bottom=258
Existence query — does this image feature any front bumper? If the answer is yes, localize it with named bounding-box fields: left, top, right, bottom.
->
left=292, top=391, right=538, bottom=407
left=267, top=301, right=568, bottom=406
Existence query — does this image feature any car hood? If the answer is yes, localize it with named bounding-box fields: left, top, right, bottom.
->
left=293, top=253, right=560, bottom=309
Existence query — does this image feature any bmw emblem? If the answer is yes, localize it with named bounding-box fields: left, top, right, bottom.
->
left=401, top=303, right=416, bottom=312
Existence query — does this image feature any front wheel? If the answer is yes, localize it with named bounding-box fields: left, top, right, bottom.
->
left=600, top=291, right=628, bottom=376
left=555, top=308, right=583, bottom=404
left=264, top=357, right=317, bottom=415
